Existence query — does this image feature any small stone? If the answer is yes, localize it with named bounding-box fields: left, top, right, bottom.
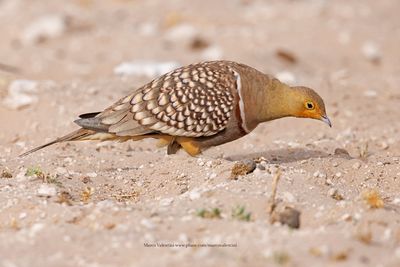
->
left=141, top=219, right=156, bottom=230
left=86, top=172, right=97, bottom=178
left=37, top=184, right=57, bottom=197
left=29, top=223, right=45, bottom=238
left=271, top=206, right=301, bottom=229
left=334, top=148, right=351, bottom=157
left=328, top=188, right=344, bottom=201
left=56, top=167, right=67, bottom=175
left=208, top=173, right=217, bottom=179
left=335, top=172, right=342, bottom=178
left=282, top=192, right=296, bottom=203
left=114, top=61, right=180, bottom=78
left=230, top=159, right=256, bottom=179
left=352, top=162, right=361, bottom=170
left=361, top=42, right=381, bottom=64
left=159, top=197, right=174, bottom=206
left=257, top=164, right=266, bottom=170
left=3, top=80, right=38, bottom=110
left=380, top=142, right=389, bottom=150
left=313, top=171, right=327, bottom=179
left=187, top=188, right=202, bottom=200
left=21, top=14, right=67, bottom=44
left=364, top=90, right=377, bottom=98
left=164, top=23, right=198, bottom=43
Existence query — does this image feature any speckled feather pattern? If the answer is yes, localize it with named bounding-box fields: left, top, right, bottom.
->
left=99, top=61, right=239, bottom=137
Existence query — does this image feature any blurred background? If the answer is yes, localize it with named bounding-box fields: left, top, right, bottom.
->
left=0, top=0, right=398, bottom=82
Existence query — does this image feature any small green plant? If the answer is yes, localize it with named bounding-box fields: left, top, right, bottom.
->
left=25, top=166, right=62, bottom=187
left=232, top=205, right=251, bottom=221
left=358, top=142, right=369, bottom=159
left=26, top=166, right=44, bottom=177
left=272, top=251, right=290, bottom=265
left=197, top=208, right=221, bottom=219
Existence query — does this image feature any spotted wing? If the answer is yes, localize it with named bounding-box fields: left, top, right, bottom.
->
left=98, top=62, right=237, bottom=137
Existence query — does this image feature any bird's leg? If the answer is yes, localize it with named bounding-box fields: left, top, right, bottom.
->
left=176, top=137, right=201, bottom=156
left=156, top=135, right=175, bottom=148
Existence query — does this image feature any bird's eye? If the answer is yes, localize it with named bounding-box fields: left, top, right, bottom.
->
left=305, top=102, right=314, bottom=110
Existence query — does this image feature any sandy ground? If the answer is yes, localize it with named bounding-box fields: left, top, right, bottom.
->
left=1, top=0, right=400, bottom=266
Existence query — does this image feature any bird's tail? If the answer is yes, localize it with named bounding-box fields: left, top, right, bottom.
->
left=19, top=128, right=95, bottom=157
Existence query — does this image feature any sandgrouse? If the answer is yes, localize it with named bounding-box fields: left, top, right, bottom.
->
left=21, top=60, right=331, bottom=157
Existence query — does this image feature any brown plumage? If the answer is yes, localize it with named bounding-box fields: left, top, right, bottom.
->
left=21, top=60, right=331, bottom=157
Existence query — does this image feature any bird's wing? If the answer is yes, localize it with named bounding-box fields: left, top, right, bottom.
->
left=79, top=62, right=238, bottom=138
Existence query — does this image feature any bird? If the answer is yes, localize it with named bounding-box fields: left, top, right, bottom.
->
left=20, top=60, right=331, bottom=157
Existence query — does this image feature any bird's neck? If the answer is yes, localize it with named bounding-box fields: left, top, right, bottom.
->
left=257, top=80, right=300, bottom=123
left=234, top=66, right=300, bottom=131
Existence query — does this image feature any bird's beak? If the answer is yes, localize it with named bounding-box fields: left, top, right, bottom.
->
left=321, top=115, right=332, bottom=127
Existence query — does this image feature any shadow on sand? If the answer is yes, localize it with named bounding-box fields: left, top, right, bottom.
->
left=225, top=148, right=351, bottom=164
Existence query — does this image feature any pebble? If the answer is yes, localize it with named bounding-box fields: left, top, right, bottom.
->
left=28, top=223, right=45, bottom=238
left=37, top=184, right=57, bottom=197
left=313, top=171, right=327, bottom=179
left=230, top=159, right=256, bottom=179
left=361, top=41, right=381, bottom=63
left=271, top=206, right=301, bottom=229
left=159, top=197, right=174, bottom=206
left=334, top=148, right=351, bottom=157
left=164, top=23, right=198, bottom=44
left=56, top=167, right=68, bottom=175
left=140, top=219, right=156, bottom=230
left=187, top=188, right=202, bottom=200
left=86, top=172, right=97, bottom=178
left=363, top=90, right=378, bottom=98
left=352, top=162, right=361, bottom=170
left=21, top=14, right=67, bottom=45
left=257, top=164, right=266, bottom=170
left=380, top=142, right=389, bottom=150
left=3, top=80, right=38, bottom=110
left=282, top=192, right=296, bottom=203
left=114, top=61, right=180, bottom=78
left=328, top=188, right=344, bottom=200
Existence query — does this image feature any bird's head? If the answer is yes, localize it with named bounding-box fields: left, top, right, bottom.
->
left=289, top=86, right=332, bottom=127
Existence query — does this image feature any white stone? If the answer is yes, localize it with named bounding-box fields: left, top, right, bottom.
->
left=29, top=223, right=45, bottom=238
left=141, top=219, right=156, bottom=230
left=3, top=80, right=38, bottom=110
left=114, top=61, right=180, bottom=78
left=352, top=162, right=361, bottom=170
left=363, top=90, right=377, bottom=98
left=21, top=15, right=67, bottom=45
left=361, top=42, right=381, bottom=62
left=56, top=167, right=67, bottom=175
left=37, top=184, right=57, bottom=197
left=164, top=23, right=197, bottom=43
left=86, top=172, right=97, bottom=178
left=159, top=197, right=174, bottom=206
left=282, top=191, right=296, bottom=202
